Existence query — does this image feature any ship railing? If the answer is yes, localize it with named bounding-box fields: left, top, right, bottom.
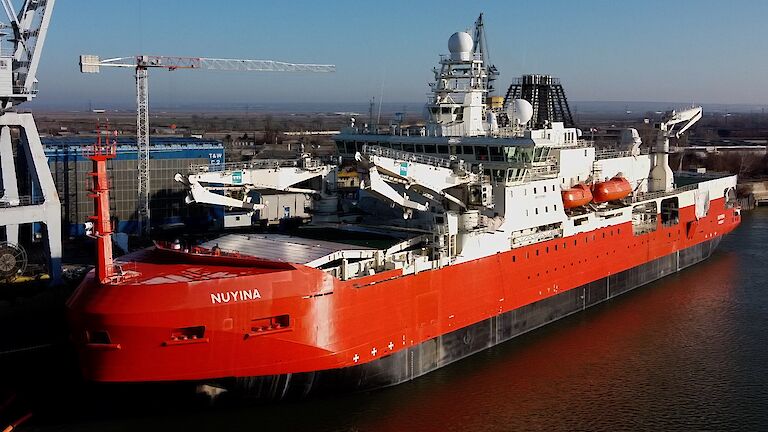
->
left=439, top=53, right=485, bottom=63
left=511, top=76, right=561, bottom=86
left=674, top=170, right=734, bottom=180
left=362, top=145, right=456, bottom=169
left=506, top=161, right=560, bottom=184
left=631, top=183, right=700, bottom=203
left=595, top=148, right=634, bottom=159
left=189, top=158, right=315, bottom=173
left=574, top=139, right=595, bottom=148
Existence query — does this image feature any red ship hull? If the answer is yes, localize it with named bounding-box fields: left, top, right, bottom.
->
left=66, top=198, right=740, bottom=398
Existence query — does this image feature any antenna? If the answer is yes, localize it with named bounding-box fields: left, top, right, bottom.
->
left=472, top=13, right=499, bottom=93
left=369, top=96, right=375, bottom=132
left=377, top=71, right=386, bottom=128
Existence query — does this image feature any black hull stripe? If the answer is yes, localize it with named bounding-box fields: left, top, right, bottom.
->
left=226, top=236, right=722, bottom=399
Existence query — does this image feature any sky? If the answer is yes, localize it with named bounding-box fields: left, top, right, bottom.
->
left=25, top=0, right=768, bottom=110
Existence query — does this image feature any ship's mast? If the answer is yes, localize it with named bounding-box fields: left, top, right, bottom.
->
left=472, top=13, right=499, bottom=94
left=425, top=16, right=491, bottom=137
left=84, top=126, right=117, bottom=283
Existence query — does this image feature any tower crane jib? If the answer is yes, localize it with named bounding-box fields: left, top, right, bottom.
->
left=78, top=53, right=336, bottom=236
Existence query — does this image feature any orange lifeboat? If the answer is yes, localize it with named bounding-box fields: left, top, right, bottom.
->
left=592, top=176, right=632, bottom=203
left=561, top=183, right=593, bottom=209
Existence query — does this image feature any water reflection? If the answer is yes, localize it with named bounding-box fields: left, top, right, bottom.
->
left=20, top=210, right=768, bottom=431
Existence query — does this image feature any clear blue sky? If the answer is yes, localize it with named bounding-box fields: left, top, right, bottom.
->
left=31, top=0, right=768, bottom=109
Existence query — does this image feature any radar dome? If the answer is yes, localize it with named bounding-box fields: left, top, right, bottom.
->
left=448, top=32, right=473, bottom=61
left=507, top=99, right=534, bottom=125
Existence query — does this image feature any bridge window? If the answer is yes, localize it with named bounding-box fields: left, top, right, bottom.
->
left=437, top=145, right=449, bottom=154
left=403, top=143, right=415, bottom=152
left=424, top=144, right=437, bottom=153
left=462, top=145, right=474, bottom=155
left=476, top=146, right=488, bottom=161
left=489, top=146, right=503, bottom=161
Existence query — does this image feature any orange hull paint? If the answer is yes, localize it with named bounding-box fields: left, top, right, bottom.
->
left=66, top=199, right=740, bottom=383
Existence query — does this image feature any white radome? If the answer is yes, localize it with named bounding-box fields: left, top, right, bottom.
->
left=448, top=32, right=473, bottom=61
left=507, top=99, right=534, bottom=125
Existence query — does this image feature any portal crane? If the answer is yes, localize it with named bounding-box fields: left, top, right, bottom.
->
left=0, top=0, right=60, bottom=283
left=649, top=106, right=703, bottom=192
left=79, top=54, right=336, bottom=235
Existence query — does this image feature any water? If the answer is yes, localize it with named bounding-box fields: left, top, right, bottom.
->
left=7, top=209, right=768, bottom=431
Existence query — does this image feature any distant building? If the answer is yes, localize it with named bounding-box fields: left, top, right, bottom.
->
left=43, top=136, right=225, bottom=236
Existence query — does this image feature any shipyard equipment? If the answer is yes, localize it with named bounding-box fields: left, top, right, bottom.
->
left=78, top=54, right=336, bottom=235
left=0, top=0, right=59, bottom=283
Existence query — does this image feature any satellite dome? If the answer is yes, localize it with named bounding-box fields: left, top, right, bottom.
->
left=507, top=99, right=534, bottom=125
left=448, top=32, right=473, bottom=61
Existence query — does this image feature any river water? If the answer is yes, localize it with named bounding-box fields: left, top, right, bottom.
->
left=12, top=208, right=768, bottom=431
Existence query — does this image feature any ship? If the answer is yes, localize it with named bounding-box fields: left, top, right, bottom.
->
left=67, top=15, right=741, bottom=399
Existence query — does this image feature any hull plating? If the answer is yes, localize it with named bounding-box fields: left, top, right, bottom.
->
left=228, top=236, right=722, bottom=399
left=66, top=199, right=740, bottom=394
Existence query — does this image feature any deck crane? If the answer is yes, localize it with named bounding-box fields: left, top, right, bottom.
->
left=649, top=106, right=703, bottom=192
left=0, top=0, right=60, bottom=283
left=79, top=54, right=336, bottom=236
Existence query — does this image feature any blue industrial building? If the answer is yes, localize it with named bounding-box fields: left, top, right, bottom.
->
left=43, top=136, right=225, bottom=236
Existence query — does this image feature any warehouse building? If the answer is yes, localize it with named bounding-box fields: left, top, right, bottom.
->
left=43, top=136, right=224, bottom=236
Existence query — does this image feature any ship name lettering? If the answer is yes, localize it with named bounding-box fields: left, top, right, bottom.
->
left=210, top=289, right=262, bottom=304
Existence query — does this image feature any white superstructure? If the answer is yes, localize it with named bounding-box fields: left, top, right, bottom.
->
left=310, top=15, right=739, bottom=280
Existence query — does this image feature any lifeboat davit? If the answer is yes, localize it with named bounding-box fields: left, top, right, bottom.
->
left=592, top=176, right=632, bottom=203
left=561, top=183, right=593, bottom=209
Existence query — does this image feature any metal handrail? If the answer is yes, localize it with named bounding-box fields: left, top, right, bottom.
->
left=363, top=145, right=456, bottom=169
left=595, top=149, right=634, bottom=159
left=631, top=183, right=699, bottom=203
left=189, top=157, right=324, bottom=173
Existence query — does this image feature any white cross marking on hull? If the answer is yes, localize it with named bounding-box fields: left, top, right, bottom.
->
left=388, top=341, right=394, bottom=350
left=353, top=353, right=359, bottom=363
left=371, top=347, right=377, bottom=356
